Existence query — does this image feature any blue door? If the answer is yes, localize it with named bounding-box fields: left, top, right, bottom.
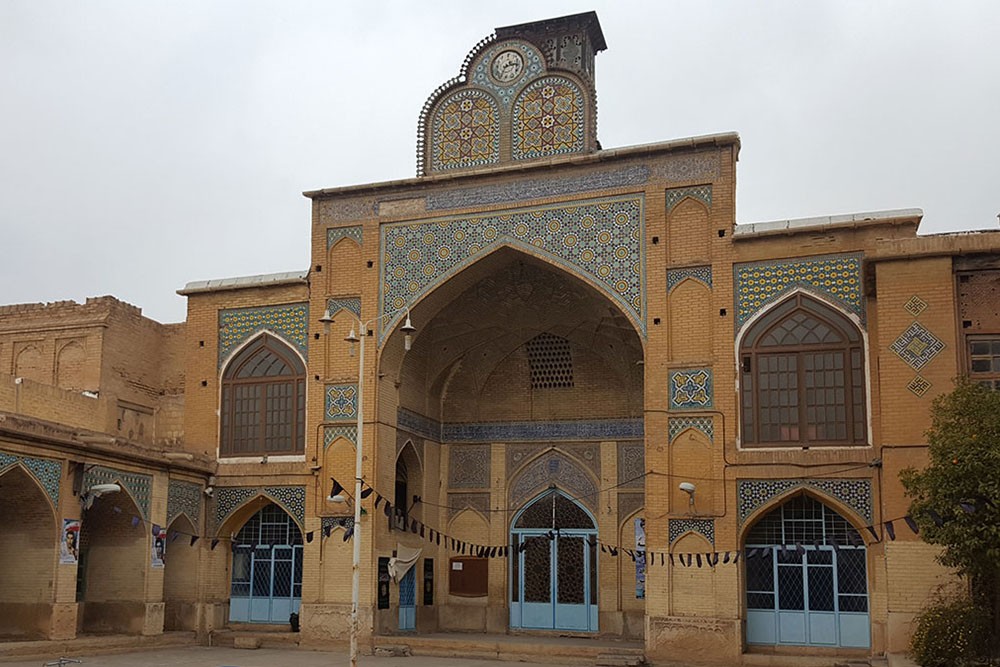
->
left=745, top=496, right=869, bottom=648
left=510, top=491, right=598, bottom=632
left=399, top=567, right=416, bottom=631
left=229, top=504, right=303, bottom=624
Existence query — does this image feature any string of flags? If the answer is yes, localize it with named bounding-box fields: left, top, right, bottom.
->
left=85, top=475, right=984, bottom=568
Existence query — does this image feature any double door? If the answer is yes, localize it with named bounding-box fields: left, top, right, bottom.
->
left=510, top=531, right=597, bottom=631
left=230, top=544, right=303, bottom=623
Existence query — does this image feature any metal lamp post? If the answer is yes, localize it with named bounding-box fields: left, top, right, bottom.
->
left=320, top=306, right=416, bottom=667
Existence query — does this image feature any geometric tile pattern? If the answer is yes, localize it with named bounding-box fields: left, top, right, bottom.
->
left=737, top=479, right=873, bottom=524
left=907, top=375, right=932, bottom=397
left=617, top=443, right=645, bottom=488
left=890, top=322, right=945, bottom=371
left=506, top=444, right=600, bottom=478
left=215, top=485, right=307, bottom=530
left=431, top=89, right=500, bottom=172
left=322, top=516, right=354, bottom=534
left=667, top=265, right=712, bottom=292
left=326, top=297, right=361, bottom=320
left=669, top=368, right=713, bottom=409
left=325, top=384, right=358, bottom=421
left=327, top=225, right=364, bottom=249
left=167, top=480, right=202, bottom=530
left=468, top=41, right=545, bottom=107
left=448, top=492, right=491, bottom=520
left=0, top=451, right=61, bottom=506
left=83, top=466, right=152, bottom=520
left=903, top=295, right=928, bottom=317
left=665, top=185, right=712, bottom=213
left=511, top=77, right=585, bottom=161
left=669, top=518, right=715, bottom=545
left=668, top=416, right=714, bottom=443
left=323, top=425, right=358, bottom=449
left=442, top=418, right=644, bottom=443
left=397, top=408, right=441, bottom=441
left=618, top=492, right=644, bottom=525
left=448, top=445, right=491, bottom=489
left=218, top=303, right=309, bottom=368
left=509, top=452, right=597, bottom=511
left=380, top=196, right=645, bottom=340
left=734, top=253, right=864, bottom=329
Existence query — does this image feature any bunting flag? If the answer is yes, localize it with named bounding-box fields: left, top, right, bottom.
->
left=190, top=536, right=199, bottom=547
left=323, top=525, right=332, bottom=538
left=711, top=553, right=719, bottom=566
left=686, top=554, right=692, bottom=567
left=131, top=516, right=140, bottom=527
left=360, top=486, right=373, bottom=500
left=904, top=515, right=919, bottom=534
left=112, top=506, right=122, bottom=514
left=733, top=551, right=741, bottom=563
left=926, top=508, right=944, bottom=527
left=723, top=552, right=730, bottom=564
left=436, top=533, right=441, bottom=546
left=231, top=541, right=238, bottom=552
left=696, top=554, right=702, bottom=568
left=306, top=531, right=314, bottom=543
left=669, top=554, right=675, bottom=566
left=329, top=478, right=344, bottom=498
left=419, top=525, right=425, bottom=539
left=884, top=521, right=896, bottom=541
left=343, top=526, right=354, bottom=541
left=865, top=525, right=879, bottom=542
left=410, top=519, right=418, bottom=534
left=170, top=531, right=180, bottom=542
left=375, top=494, right=383, bottom=510
left=211, top=538, right=220, bottom=550
left=383, top=502, right=392, bottom=517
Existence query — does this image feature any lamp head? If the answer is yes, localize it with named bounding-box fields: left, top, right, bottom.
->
left=679, top=482, right=696, bottom=494
left=89, top=483, right=122, bottom=497
left=400, top=314, right=416, bottom=351
left=319, top=309, right=335, bottom=326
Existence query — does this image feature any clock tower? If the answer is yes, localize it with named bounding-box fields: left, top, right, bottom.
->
left=417, top=12, right=607, bottom=176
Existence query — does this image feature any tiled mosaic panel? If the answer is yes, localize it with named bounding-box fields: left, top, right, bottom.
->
left=431, top=89, right=500, bottom=171
left=0, top=451, right=61, bottom=506
left=215, top=485, right=306, bottom=529
left=426, top=165, right=649, bottom=211
left=904, top=295, right=928, bottom=317
left=511, top=77, right=585, bottom=161
left=443, top=418, right=643, bottom=443
left=397, top=408, right=441, bottom=441
left=323, top=425, right=358, bottom=449
left=448, top=492, right=491, bottom=520
left=665, top=185, right=712, bottom=212
left=890, top=322, right=945, bottom=371
left=468, top=41, right=546, bottom=107
left=326, top=297, right=361, bottom=319
left=651, top=152, right=721, bottom=182
left=734, top=253, right=864, bottom=329
left=320, top=199, right=374, bottom=224
left=167, top=480, right=202, bottom=530
left=83, top=466, right=152, bottom=519
left=322, top=516, right=354, bottom=533
left=737, top=479, right=872, bottom=524
left=667, top=266, right=712, bottom=292
left=507, top=444, right=598, bottom=478
left=218, top=303, right=309, bottom=368
left=617, top=492, right=644, bottom=525
left=669, top=518, right=715, bottom=545
left=907, top=375, right=932, bottom=397
left=448, top=445, right=490, bottom=489
left=327, top=225, right=363, bottom=249
left=617, top=443, right=645, bottom=488
left=325, top=384, right=358, bottom=421
left=668, top=417, right=714, bottom=443
left=669, top=368, right=713, bottom=409
left=509, top=452, right=597, bottom=510
left=380, top=196, right=645, bottom=339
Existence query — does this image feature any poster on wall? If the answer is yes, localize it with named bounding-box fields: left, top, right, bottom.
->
left=634, top=517, right=646, bottom=599
left=60, top=519, right=81, bottom=565
left=151, top=524, right=165, bottom=568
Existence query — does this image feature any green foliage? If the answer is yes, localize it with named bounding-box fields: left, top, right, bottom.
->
left=900, top=379, right=1000, bottom=588
left=910, top=595, right=992, bottom=667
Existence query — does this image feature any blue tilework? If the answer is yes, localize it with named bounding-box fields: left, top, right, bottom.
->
left=665, top=185, right=712, bottom=212
left=431, top=89, right=501, bottom=172
left=510, top=452, right=597, bottom=510
left=326, top=297, right=361, bottom=320
left=907, top=375, right=932, bottom=397
left=737, top=479, right=873, bottom=524
left=397, top=408, right=441, bottom=441
left=380, top=196, right=645, bottom=340
left=215, top=485, right=307, bottom=530
left=469, top=41, right=546, bottom=108
left=669, top=518, right=715, bottom=545
left=903, top=295, right=928, bottom=317
left=167, top=480, right=202, bottom=530
left=890, top=322, right=945, bottom=371
left=511, top=76, right=585, bottom=161
left=669, top=368, right=713, bottom=410
left=83, top=466, right=152, bottom=520
left=325, top=384, right=358, bottom=421
left=617, top=443, right=645, bottom=488
left=0, top=451, right=61, bottom=506
left=218, top=303, right=308, bottom=368
left=327, top=226, right=363, bottom=249
left=323, top=425, right=358, bottom=449
left=734, top=253, right=864, bottom=329
left=449, top=445, right=491, bottom=488
left=442, top=418, right=643, bottom=443
left=668, top=417, right=714, bottom=443
left=667, top=266, right=712, bottom=292
left=322, top=516, right=354, bottom=534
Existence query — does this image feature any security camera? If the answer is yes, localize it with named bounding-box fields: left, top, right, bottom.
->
left=679, top=482, right=696, bottom=494
left=204, top=486, right=214, bottom=498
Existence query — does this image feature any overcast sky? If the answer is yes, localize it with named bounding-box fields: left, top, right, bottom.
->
left=1, top=1, right=998, bottom=324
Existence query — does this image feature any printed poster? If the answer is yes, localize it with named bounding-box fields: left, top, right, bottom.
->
left=634, top=517, right=646, bottom=599
left=60, top=518, right=81, bottom=565
left=151, top=524, right=166, bottom=568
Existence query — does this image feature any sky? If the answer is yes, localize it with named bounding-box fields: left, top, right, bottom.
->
left=1, top=1, right=998, bottom=324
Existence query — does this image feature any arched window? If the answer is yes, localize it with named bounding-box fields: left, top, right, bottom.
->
left=221, top=334, right=305, bottom=456
left=740, top=294, right=866, bottom=447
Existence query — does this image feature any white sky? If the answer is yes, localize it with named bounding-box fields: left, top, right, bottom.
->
left=1, top=1, right=998, bottom=324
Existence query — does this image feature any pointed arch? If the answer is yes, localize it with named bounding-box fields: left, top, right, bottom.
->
left=508, top=448, right=600, bottom=512
left=220, top=332, right=305, bottom=457
left=216, top=492, right=306, bottom=538
left=14, top=343, right=46, bottom=384
left=511, top=488, right=597, bottom=532
left=740, top=485, right=873, bottom=544
left=55, top=339, right=87, bottom=390
left=163, top=514, right=198, bottom=631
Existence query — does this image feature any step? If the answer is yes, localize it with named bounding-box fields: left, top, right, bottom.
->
left=211, top=628, right=300, bottom=649
left=595, top=652, right=646, bottom=667
left=375, top=634, right=645, bottom=666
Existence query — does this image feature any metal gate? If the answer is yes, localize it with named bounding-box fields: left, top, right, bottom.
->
left=745, top=495, right=869, bottom=648
left=229, top=503, right=303, bottom=624
left=398, top=567, right=416, bottom=631
left=510, top=490, right=598, bottom=632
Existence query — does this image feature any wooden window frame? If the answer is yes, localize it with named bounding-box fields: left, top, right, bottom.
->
left=966, top=335, right=1000, bottom=390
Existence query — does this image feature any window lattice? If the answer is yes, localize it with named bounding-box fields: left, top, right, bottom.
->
left=525, top=333, right=574, bottom=389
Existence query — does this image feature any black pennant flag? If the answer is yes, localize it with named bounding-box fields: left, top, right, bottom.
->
left=926, top=508, right=944, bottom=526
left=210, top=538, right=219, bottom=550
left=375, top=494, right=383, bottom=510
left=323, top=525, right=332, bottom=538
left=419, top=524, right=425, bottom=538
left=659, top=553, right=664, bottom=566
left=669, top=554, right=675, bottom=566
left=696, top=554, right=702, bottom=568
left=903, top=515, right=919, bottom=534
left=723, top=552, right=731, bottom=564
left=865, top=525, right=879, bottom=542
left=343, top=526, right=354, bottom=541
left=410, top=519, right=418, bottom=534
left=306, top=531, right=314, bottom=543
left=436, top=532, right=441, bottom=546
left=711, top=553, right=719, bottom=566
left=384, top=502, right=393, bottom=517
left=190, top=536, right=200, bottom=547
left=360, top=486, right=373, bottom=500
left=885, top=521, right=896, bottom=541
left=329, top=478, right=344, bottom=498
left=733, top=551, right=741, bottom=563
left=490, top=547, right=497, bottom=558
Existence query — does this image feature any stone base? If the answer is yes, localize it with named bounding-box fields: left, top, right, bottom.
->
left=49, top=603, right=78, bottom=640
left=298, top=603, right=364, bottom=646
left=646, top=615, right=741, bottom=666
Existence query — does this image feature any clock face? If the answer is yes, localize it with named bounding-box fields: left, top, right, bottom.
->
left=491, top=50, right=524, bottom=83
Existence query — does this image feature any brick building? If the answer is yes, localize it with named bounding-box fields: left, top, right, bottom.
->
left=1, top=11, right=999, bottom=665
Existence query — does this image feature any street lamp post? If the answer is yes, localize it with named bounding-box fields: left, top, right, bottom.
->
left=320, top=306, right=416, bottom=667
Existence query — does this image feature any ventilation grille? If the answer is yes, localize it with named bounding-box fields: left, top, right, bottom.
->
left=525, top=333, right=574, bottom=389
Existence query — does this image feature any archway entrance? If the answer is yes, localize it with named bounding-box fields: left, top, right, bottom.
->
left=229, top=503, right=303, bottom=624
left=510, top=490, right=598, bottom=632
left=744, top=495, right=870, bottom=648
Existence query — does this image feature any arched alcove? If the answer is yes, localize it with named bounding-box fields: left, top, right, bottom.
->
left=163, top=514, right=198, bottom=631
